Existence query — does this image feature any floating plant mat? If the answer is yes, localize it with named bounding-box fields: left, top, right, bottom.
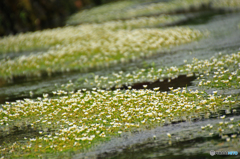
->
left=80, top=52, right=240, bottom=90
left=0, top=14, right=187, bottom=55
left=67, top=0, right=210, bottom=24
left=0, top=52, right=239, bottom=158
left=0, top=26, right=204, bottom=80
left=0, top=82, right=239, bottom=158
left=67, top=0, right=240, bottom=25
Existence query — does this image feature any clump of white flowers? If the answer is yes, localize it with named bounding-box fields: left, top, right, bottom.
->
left=0, top=26, right=204, bottom=79
left=67, top=0, right=240, bottom=24
left=83, top=52, right=240, bottom=90
left=67, top=0, right=211, bottom=24
left=212, top=0, right=240, bottom=9
left=0, top=84, right=237, bottom=157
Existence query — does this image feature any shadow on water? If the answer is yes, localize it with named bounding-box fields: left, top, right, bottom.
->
left=0, top=74, right=197, bottom=105
left=0, top=94, right=38, bottom=105
left=0, top=70, right=85, bottom=104
left=0, top=125, right=40, bottom=145
left=112, top=75, right=197, bottom=92
left=173, top=11, right=222, bottom=26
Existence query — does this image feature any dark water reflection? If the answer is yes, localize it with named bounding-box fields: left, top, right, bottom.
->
left=112, top=75, right=196, bottom=92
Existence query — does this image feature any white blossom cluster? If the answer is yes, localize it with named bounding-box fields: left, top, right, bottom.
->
left=0, top=14, right=185, bottom=53
left=67, top=1, right=136, bottom=24
left=0, top=26, right=203, bottom=79
left=0, top=84, right=238, bottom=157
left=67, top=0, right=240, bottom=25
left=67, top=0, right=211, bottom=24
left=83, top=52, right=240, bottom=89
left=212, top=0, right=240, bottom=9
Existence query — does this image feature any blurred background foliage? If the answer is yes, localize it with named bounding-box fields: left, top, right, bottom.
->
left=0, top=0, right=119, bottom=36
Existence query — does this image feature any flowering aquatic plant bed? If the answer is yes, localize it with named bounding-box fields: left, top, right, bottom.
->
left=212, top=0, right=240, bottom=9
left=67, top=0, right=211, bottom=24
left=0, top=85, right=238, bottom=158
left=82, top=52, right=240, bottom=90
left=0, top=14, right=185, bottom=54
left=0, top=1, right=239, bottom=158
left=67, top=0, right=137, bottom=25
left=67, top=0, right=240, bottom=25
left=0, top=51, right=239, bottom=158
left=0, top=26, right=204, bottom=80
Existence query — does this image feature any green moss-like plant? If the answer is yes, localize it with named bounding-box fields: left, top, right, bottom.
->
left=67, top=0, right=211, bottom=24
left=82, top=52, right=240, bottom=90
left=1, top=52, right=240, bottom=158
left=0, top=85, right=238, bottom=158
left=0, top=26, right=204, bottom=80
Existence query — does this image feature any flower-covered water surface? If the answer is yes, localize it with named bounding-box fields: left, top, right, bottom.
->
left=0, top=26, right=204, bottom=79
left=67, top=0, right=240, bottom=25
left=67, top=0, right=211, bottom=24
left=0, top=15, right=185, bottom=54
left=0, top=85, right=238, bottom=157
left=212, top=0, right=240, bottom=9
left=82, top=52, right=240, bottom=90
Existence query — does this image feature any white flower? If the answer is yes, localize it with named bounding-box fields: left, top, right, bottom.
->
left=167, top=133, right=171, bottom=138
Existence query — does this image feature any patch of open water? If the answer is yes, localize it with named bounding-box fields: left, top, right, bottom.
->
left=112, top=75, right=197, bottom=92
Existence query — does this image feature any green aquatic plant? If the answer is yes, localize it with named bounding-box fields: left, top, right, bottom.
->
left=67, top=0, right=240, bottom=26
left=0, top=14, right=185, bottom=54
left=67, top=0, right=137, bottom=24
left=67, top=0, right=211, bottom=24
left=196, top=53, right=240, bottom=89
left=212, top=0, right=240, bottom=9
left=0, top=86, right=237, bottom=158
left=82, top=52, right=240, bottom=90
left=90, top=14, right=186, bottom=31
left=0, top=49, right=239, bottom=157
left=0, top=27, right=204, bottom=80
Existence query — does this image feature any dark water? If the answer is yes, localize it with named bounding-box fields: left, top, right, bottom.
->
left=112, top=75, right=197, bottom=91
